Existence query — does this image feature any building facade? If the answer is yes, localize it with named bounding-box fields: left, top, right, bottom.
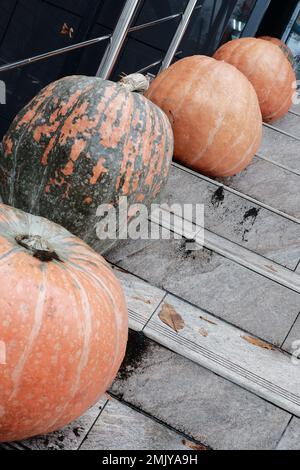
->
left=0, top=0, right=299, bottom=138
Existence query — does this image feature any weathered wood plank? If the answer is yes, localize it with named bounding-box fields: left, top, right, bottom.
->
left=112, top=266, right=166, bottom=331
left=151, top=207, right=300, bottom=293
left=165, top=165, right=300, bottom=270
left=107, top=235, right=300, bottom=345
left=260, top=124, right=300, bottom=172
left=282, top=314, right=300, bottom=354
left=290, top=102, right=300, bottom=114
left=17, top=397, right=108, bottom=450
left=0, top=443, right=21, bottom=450
left=276, top=417, right=300, bottom=450
left=144, top=294, right=300, bottom=418
left=218, top=156, right=300, bottom=219
left=111, top=332, right=291, bottom=450
left=80, top=397, right=197, bottom=451
left=173, top=162, right=299, bottom=224
left=270, top=112, right=300, bottom=139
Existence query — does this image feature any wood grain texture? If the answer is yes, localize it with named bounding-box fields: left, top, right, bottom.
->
left=145, top=294, right=300, bottom=417
left=80, top=397, right=192, bottom=451
left=165, top=165, right=300, bottom=270
left=112, top=266, right=166, bottom=331
left=111, top=334, right=291, bottom=450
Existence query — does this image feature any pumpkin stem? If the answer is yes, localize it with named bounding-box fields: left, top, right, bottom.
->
left=119, top=73, right=150, bottom=93
left=15, top=234, right=62, bottom=262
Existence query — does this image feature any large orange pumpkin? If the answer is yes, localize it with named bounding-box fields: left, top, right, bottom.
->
left=259, top=36, right=294, bottom=66
left=145, top=55, right=262, bottom=177
left=213, top=38, right=296, bottom=122
left=0, top=203, right=128, bottom=442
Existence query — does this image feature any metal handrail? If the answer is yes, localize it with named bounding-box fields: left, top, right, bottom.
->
left=96, top=0, right=142, bottom=78
left=0, top=0, right=200, bottom=77
left=160, top=0, right=199, bottom=71
left=0, top=3, right=178, bottom=76
left=0, top=34, right=111, bottom=74
left=129, top=13, right=182, bottom=33
left=135, top=59, right=162, bottom=74
left=135, top=49, right=183, bottom=75
left=97, top=0, right=199, bottom=78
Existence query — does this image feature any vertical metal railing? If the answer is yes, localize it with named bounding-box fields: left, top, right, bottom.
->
left=281, top=1, right=300, bottom=42
left=96, top=0, right=199, bottom=79
left=160, top=0, right=198, bottom=71
left=0, top=0, right=199, bottom=76
left=241, top=0, right=271, bottom=38
left=96, top=0, right=142, bottom=79
left=0, top=0, right=235, bottom=80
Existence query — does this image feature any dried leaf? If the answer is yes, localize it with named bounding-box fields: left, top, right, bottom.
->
left=60, top=23, right=74, bottom=38
left=199, top=315, right=217, bottom=325
left=158, top=303, right=184, bottom=333
left=182, top=439, right=208, bottom=451
left=265, top=264, right=278, bottom=273
left=199, top=328, right=208, bottom=337
left=113, top=265, right=127, bottom=274
left=132, top=295, right=151, bottom=305
left=242, top=335, right=275, bottom=350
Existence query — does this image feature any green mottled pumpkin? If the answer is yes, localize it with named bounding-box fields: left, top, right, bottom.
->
left=0, top=75, right=174, bottom=253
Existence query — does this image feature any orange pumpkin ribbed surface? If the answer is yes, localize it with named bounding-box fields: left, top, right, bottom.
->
left=259, top=36, right=294, bottom=66
left=145, top=55, right=262, bottom=177
left=213, top=38, right=296, bottom=122
left=0, top=204, right=128, bottom=442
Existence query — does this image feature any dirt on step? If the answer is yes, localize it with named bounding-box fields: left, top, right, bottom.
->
left=117, top=330, right=150, bottom=381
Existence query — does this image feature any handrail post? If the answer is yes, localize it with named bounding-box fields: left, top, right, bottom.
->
left=96, top=0, right=142, bottom=79
left=160, top=0, right=198, bottom=72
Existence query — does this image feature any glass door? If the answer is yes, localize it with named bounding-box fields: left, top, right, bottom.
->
left=284, top=2, right=300, bottom=79
left=226, top=0, right=257, bottom=39
left=220, top=0, right=271, bottom=45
